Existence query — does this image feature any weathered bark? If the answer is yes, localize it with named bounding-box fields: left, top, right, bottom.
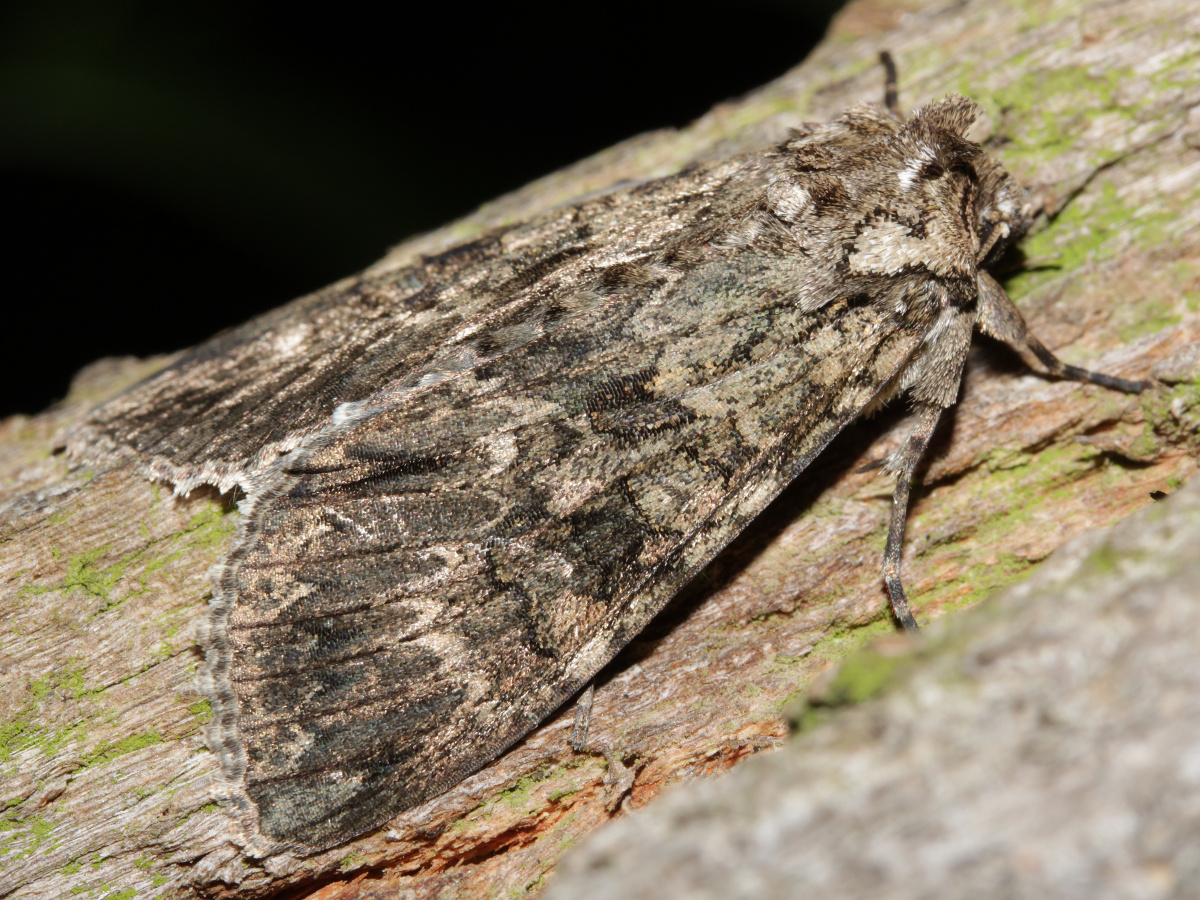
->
left=2, top=0, right=1197, bottom=897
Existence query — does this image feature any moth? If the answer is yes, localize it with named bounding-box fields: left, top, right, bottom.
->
left=67, top=55, right=1148, bottom=854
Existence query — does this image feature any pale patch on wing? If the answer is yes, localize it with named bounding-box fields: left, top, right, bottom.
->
left=848, top=219, right=931, bottom=275
left=768, top=181, right=813, bottom=222
left=332, top=400, right=370, bottom=426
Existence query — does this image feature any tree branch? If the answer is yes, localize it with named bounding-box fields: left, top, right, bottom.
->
left=2, top=0, right=1197, bottom=896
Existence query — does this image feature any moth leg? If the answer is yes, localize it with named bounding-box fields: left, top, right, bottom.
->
left=570, top=682, right=596, bottom=752
left=879, top=51, right=903, bottom=121
left=882, top=403, right=945, bottom=632
left=977, top=272, right=1151, bottom=393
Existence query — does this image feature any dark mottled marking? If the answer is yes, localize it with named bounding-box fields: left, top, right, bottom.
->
left=809, top=177, right=849, bottom=210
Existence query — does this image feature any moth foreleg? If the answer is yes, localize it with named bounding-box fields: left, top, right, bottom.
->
left=570, top=682, right=596, bottom=752
left=977, top=272, right=1152, bottom=394
left=882, top=403, right=945, bottom=632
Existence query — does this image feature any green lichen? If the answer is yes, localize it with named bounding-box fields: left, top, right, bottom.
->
left=977, top=442, right=1097, bottom=514
left=821, top=647, right=912, bottom=708
left=777, top=616, right=899, bottom=722
left=0, top=661, right=101, bottom=765
left=449, top=761, right=592, bottom=832
left=911, top=552, right=1036, bottom=620
left=914, top=432, right=1158, bottom=619
left=186, top=699, right=212, bottom=724
left=1083, top=543, right=1123, bottom=577
left=0, top=813, right=56, bottom=859
left=547, top=786, right=579, bottom=804
left=767, top=652, right=813, bottom=677
left=989, top=64, right=1135, bottom=167
left=182, top=505, right=237, bottom=549
left=19, top=498, right=235, bottom=615
left=62, top=546, right=127, bottom=605
left=808, top=616, right=897, bottom=665
left=789, top=630, right=932, bottom=733
left=960, top=553, right=1031, bottom=605
left=498, top=770, right=547, bottom=810
left=1007, top=182, right=1175, bottom=305
left=29, top=816, right=53, bottom=842
left=1136, top=380, right=1200, bottom=456
left=1118, top=304, right=1183, bottom=345
left=173, top=799, right=215, bottom=821
left=78, top=732, right=162, bottom=769
left=56, top=661, right=100, bottom=702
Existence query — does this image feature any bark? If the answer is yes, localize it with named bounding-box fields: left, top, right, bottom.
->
left=2, top=0, right=1197, bottom=897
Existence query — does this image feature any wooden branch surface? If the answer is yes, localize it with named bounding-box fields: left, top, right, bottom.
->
left=3, top=0, right=1198, bottom=896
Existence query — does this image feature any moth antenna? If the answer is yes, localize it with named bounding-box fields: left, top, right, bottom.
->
left=880, top=51, right=903, bottom=121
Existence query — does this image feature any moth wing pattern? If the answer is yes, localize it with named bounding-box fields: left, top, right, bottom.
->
left=211, top=268, right=925, bottom=851
left=68, top=92, right=1099, bottom=852
left=65, top=157, right=760, bottom=497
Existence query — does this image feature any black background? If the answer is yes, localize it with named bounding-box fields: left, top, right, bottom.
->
left=1, top=0, right=845, bottom=417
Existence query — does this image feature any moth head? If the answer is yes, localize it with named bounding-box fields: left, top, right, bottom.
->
left=780, top=96, right=1021, bottom=283
left=765, top=95, right=1031, bottom=292
left=895, top=97, right=1030, bottom=271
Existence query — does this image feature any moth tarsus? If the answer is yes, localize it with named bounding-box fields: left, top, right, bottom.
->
left=67, top=53, right=1150, bottom=851
left=1032, top=344, right=1152, bottom=393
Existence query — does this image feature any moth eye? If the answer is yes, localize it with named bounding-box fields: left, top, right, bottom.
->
left=975, top=206, right=1015, bottom=267
left=977, top=220, right=996, bottom=250
left=918, top=161, right=944, bottom=180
